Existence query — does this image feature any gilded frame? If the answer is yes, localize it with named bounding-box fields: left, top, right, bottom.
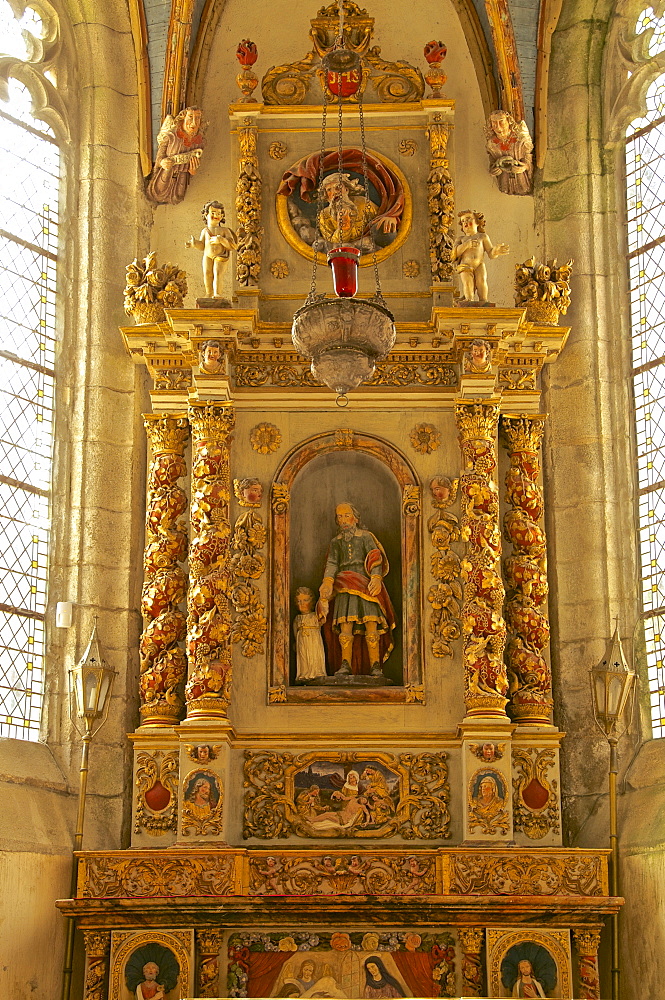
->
left=486, top=927, right=572, bottom=999
left=109, top=929, right=192, bottom=1000
left=275, top=147, right=413, bottom=266
left=269, top=430, right=423, bottom=703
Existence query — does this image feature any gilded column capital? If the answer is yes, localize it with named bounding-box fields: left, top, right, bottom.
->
left=82, top=930, right=111, bottom=958
left=501, top=412, right=546, bottom=453
left=197, top=927, right=223, bottom=997
left=573, top=928, right=602, bottom=1000
left=573, top=929, right=602, bottom=955
left=197, top=928, right=224, bottom=953
left=458, top=927, right=484, bottom=952
left=143, top=413, right=189, bottom=454
left=458, top=926, right=485, bottom=997
left=188, top=402, right=236, bottom=442
left=456, top=401, right=500, bottom=444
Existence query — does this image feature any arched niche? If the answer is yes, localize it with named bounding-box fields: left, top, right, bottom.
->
left=269, top=430, right=423, bottom=704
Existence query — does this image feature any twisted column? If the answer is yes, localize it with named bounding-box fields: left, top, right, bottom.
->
left=573, top=929, right=602, bottom=1000
left=82, top=930, right=110, bottom=1000
left=501, top=414, right=552, bottom=723
left=197, top=928, right=224, bottom=997
left=186, top=402, right=235, bottom=719
left=456, top=402, right=508, bottom=717
left=140, top=415, right=189, bottom=726
left=458, top=927, right=485, bottom=997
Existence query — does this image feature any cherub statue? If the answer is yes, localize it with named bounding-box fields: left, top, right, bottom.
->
left=451, top=210, right=509, bottom=304
left=464, top=338, right=492, bottom=373
left=484, top=111, right=533, bottom=196
left=199, top=339, right=224, bottom=374
left=146, top=107, right=206, bottom=205
left=186, top=201, right=238, bottom=298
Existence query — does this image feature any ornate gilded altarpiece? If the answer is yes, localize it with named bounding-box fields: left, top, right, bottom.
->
left=57, top=5, right=615, bottom=1000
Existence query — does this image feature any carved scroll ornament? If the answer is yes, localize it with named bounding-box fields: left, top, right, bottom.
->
left=427, top=477, right=462, bottom=658
left=512, top=746, right=560, bottom=839
left=426, top=121, right=455, bottom=283
left=134, top=750, right=179, bottom=835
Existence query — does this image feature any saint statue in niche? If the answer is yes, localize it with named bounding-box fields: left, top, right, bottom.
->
left=277, top=148, right=405, bottom=256
left=500, top=943, right=557, bottom=999
left=316, top=502, right=396, bottom=679
left=125, top=945, right=179, bottom=1000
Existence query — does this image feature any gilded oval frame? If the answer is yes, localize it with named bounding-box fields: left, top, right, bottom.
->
left=275, top=147, right=413, bottom=267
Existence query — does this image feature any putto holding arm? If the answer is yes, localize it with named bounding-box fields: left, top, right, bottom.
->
left=451, top=210, right=509, bottom=304
left=186, top=201, right=238, bottom=299
left=146, top=107, right=206, bottom=206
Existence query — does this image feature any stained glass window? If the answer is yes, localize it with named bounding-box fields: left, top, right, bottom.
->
left=0, top=7, right=59, bottom=740
left=627, top=70, right=665, bottom=737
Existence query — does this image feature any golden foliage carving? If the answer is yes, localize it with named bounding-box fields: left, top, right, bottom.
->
left=426, top=122, right=454, bottom=284
left=248, top=852, right=437, bottom=895
left=79, top=855, right=234, bottom=898
left=124, top=252, right=187, bottom=324
left=229, top=509, right=267, bottom=657
left=512, top=746, right=560, bottom=839
left=427, top=478, right=462, bottom=658
left=514, top=257, right=573, bottom=324
left=447, top=853, right=604, bottom=895
left=236, top=121, right=262, bottom=286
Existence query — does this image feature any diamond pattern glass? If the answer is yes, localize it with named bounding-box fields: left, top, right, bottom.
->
left=627, top=71, right=665, bottom=737
left=0, top=26, right=58, bottom=741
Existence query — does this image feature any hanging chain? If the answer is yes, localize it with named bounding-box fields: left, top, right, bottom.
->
left=308, top=88, right=329, bottom=302
left=358, top=93, right=383, bottom=302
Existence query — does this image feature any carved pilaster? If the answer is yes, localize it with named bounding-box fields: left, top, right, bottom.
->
left=82, top=930, right=110, bottom=1000
left=573, top=928, right=602, bottom=1000
left=457, top=927, right=485, bottom=997
left=501, top=414, right=552, bottom=723
left=456, top=402, right=508, bottom=717
left=236, top=119, right=262, bottom=286
left=140, top=415, right=189, bottom=726
left=426, top=119, right=454, bottom=283
left=186, top=402, right=236, bottom=720
left=196, top=928, right=224, bottom=997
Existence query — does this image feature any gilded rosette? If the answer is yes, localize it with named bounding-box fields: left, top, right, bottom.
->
left=426, top=121, right=454, bottom=283
left=186, top=403, right=236, bottom=718
left=456, top=402, right=508, bottom=716
left=140, top=416, right=189, bottom=726
left=501, top=414, right=552, bottom=723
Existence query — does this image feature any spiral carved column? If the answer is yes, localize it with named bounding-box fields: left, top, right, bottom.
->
left=197, top=928, right=223, bottom=996
left=140, top=415, right=189, bottom=726
left=458, top=928, right=485, bottom=997
left=501, top=414, right=552, bottom=723
left=456, top=402, right=508, bottom=718
left=573, top=929, right=602, bottom=1000
left=82, top=930, right=111, bottom=1000
left=186, top=402, right=235, bottom=720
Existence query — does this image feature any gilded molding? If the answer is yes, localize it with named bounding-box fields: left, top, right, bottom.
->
left=186, top=403, right=235, bottom=719
left=484, top=0, right=524, bottom=121
left=572, top=929, right=602, bottom=1000
left=426, top=120, right=455, bottom=284
left=456, top=402, right=508, bottom=717
left=512, top=747, right=560, bottom=840
left=402, top=484, right=421, bottom=517
left=82, top=930, right=111, bottom=1000
left=243, top=750, right=450, bottom=840
left=501, top=414, right=552, bottom=723
left=427, top=477, right=462, bottom=658
left=140, top=415, right=189, bottom=726
left=134, top=750, right=179, bottom=835
left=457, top=927, right=485, bottom=998
left=161, top=0, right=195, bottom=123
left=236, top=119, right=262, bottom=286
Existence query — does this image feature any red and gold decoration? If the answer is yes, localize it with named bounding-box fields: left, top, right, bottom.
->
left=501, top=414, right=552, bottom=723
left=423, top=39, right=447, bottom=98
left=196, top=928, right=224, bottom=997
left=457, top=927, right=485, bottom=997
left=456, top=402, right=508, bottom=717
left=134, top=750, right=179, bottom=835
left=185, top=402, right=235, bottom=720
left=82, top=930, right=111, bottom=1000
left=236, top=39, right=259, bottom=103
left=572, top=928, right=601, bottom=1000
left=512, top=746, right=560, bottom=839
left=140, top=415, right=189, bottom=726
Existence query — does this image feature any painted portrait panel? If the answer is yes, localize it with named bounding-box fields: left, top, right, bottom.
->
left=227, top=930, right=456, bottom=998
left=468, top=767, right=509, bottom=836
left=293, top=758, right=400, bottom=835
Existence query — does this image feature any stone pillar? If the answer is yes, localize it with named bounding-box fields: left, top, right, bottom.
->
left=140, top=415, right=189, bottom=726
left=82, top=930, right=111, bottom=1000
left=458, top=927, right=485, bottom=997
left=186, top=402, right=235, bottom=721
left=196, top=928, right=223, bottom=997
left=501, top=414, right=552, bottom=723
left=456, top=401, right=508, bottom=718
left=573, top=928, right=602, bottom=1000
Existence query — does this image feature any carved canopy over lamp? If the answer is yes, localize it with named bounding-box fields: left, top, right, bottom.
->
left=290, top=0, right=396, bottom=401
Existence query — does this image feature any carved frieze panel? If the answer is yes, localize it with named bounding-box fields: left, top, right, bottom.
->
left=243, top=750, right=450, bottom=840
left=443, top=853, right=606, bottom=896
left=248, top=852, right=437, bottom=895
left=78, top=854, right=235, bottom=898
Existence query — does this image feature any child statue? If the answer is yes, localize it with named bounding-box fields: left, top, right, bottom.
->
left=186, top=200, right=238, bottom=299
left=293, top=586, right=326, bottom=682
left=135, top=961, right=165, bottom=1000
left=451, top=210, right=509, bottom=304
